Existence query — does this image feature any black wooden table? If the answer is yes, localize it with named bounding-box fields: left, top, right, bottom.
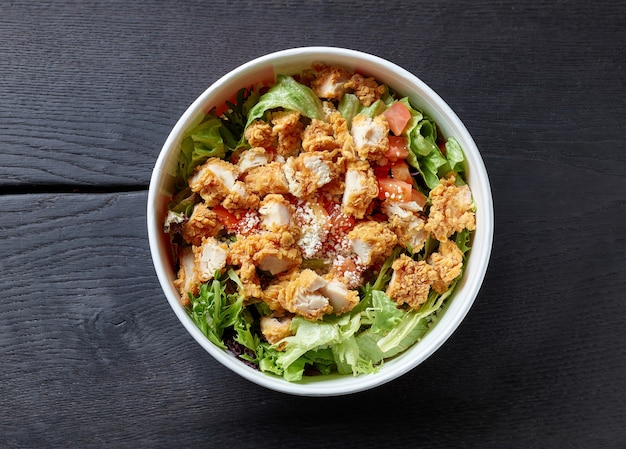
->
left=2, top=1, right=625, bottom=447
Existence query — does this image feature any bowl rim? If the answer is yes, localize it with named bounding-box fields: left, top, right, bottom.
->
left=147, top=46, right=494, bottom=396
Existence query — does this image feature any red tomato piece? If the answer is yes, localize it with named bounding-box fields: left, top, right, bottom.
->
left=383, top=101, right=412, bottom=136
left=321, top=200, right=356, bottom=234
left=377, top=178, right=412, bottom=202
left=390, top=161, right=413, bottom=184
left=385, top=136, right=410, bottom=161
left=373, top=163, right=391, bottom=178
left=437, top=140, right=447, bottom=156
left=212, top=205, right=240, bottom=233
left=411, top=189, right=428, bottom=208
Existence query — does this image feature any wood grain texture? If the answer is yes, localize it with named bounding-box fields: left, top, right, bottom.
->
left=0, top=191, right=624, bottom=447
left=2, top=1, right=624, bottom=186
left=1, top=0, right=625, bottom=447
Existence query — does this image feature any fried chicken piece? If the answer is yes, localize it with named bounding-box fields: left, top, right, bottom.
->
left=280, top=269, right=333, bottom=321
left=341, top=159, right=378, bottom=218
left=260, top=315, right=293, bottom=349
left=245, top=120, right=274, bottom=149
left=237, top=147, right=272, bottom=173
left=327, top=107, right=356, bottom=158
left=428, top=239, right=464, bottom=294
left=345, top=73, right=386, bottom=107
left=382, top=200, right=428, bottom=253
left=319, top=279, right=360, bottom=315
left=221, top=180, right=260, bottom=212
left=173, top=246, right=197, bottom=306
left=301, top=119, right=338, bottom=153
left=188, top=158, right=239, bottom=206
left=386, top=254, right=437, bottom=310
left=310, top=64, right=352, bottom=100
left=425, top=173, right=476, bottom=242
left=192, top=236, right=228, bottom=284
left=181, top=202, right=223, bottom=246
left=350, top=114, right=390, bottom=163
left=229, top=231, right=302, bottom=276
left=236, top=261, right=264, bottom=301
left=258, top=194, right=294, bottom=231
left=243, top=161, right=290, bottom=197
left=283, top=152, right=337, bottom=199
left=348, top=221, right=398, bottom=267
left=270, top=110, right=303, bottom=157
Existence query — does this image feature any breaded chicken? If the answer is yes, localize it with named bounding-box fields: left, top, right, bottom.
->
left=327, top=107, right=356, bottom=158
left=386, top=254, right=436, bottom=310
left=341, top=160, right=379, bottom=218
left=188, top=158, right=239, bottom=206
left=310, top=64, right=352, bottom=100
left=319, top=279, right=360, bottom=315
left=237, top=146, right=272, bottom=173
left=425, top=174, right=476, bottom=242
left=258, top=194, right=295, bottom=231
left=245, top=120, right=274, bottom=149
left=348, top=221, right=398, bottom=267
left=260, top=315, right=293, bottom=348
left=301, top=119, right=338, bottom=153
left=270, top=110, right=303, bottom=156
left=181, top=202, right=224, bottom=246
left=428, top=239, right=464, bottom=294
left=345, top=73, right=386, bottom=107
left=192, top=236, right=228, bottom=284
left=236, top=261, right=264, bottom=301
left=283, top=152, right=337, bottom=199
left=229, top=231, right=302, bottom=276
left=350, top=114, right=390, bottom=163
left=173, top=246, right=197, bottom=306
left=280, top=269, right=333, bottom=321
left=243, top=161, right=290, bottom=197
left=382, top=200, right=428, bottom=253
left=221, top=180, right=260, bottom=212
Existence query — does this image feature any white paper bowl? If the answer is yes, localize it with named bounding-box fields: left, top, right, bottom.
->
left=147, top=47, right=494, bottom=396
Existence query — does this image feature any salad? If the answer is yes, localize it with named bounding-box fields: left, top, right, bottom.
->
left=163, top=64, right=476, bottom=381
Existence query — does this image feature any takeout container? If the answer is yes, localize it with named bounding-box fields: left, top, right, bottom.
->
left=147, top=47, right=494, bottom=396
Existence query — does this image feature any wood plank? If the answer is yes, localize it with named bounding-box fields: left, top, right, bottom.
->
left=1, top=1, right=625, bottom=187
left=0, top=183, right=624, bottom=447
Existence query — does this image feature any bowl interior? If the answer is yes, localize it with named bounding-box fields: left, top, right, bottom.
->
left=147, top=47, right=494, bottom=396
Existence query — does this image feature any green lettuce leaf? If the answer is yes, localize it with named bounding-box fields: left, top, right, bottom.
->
left=245, top=74, right=324, bottom=127
left=364, top=290, right=403, bottom=333
left=188, top=270, right=244, bottom=349
left=275, top=313, right=361, bottom=371
left=332, top=334, right=378, bottom=376
left=177, top=117, right=226, bottom=185
left=337, top=93, right=362, bottom=127
left=445, top=136, right=465, bottom=173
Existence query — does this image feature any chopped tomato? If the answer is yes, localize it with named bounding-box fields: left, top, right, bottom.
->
left=384, top=136, right=410, bottom=161
left=390, top=161, right=413, bottom=184
left=328, top=208, right=356, bottom=234
left=373, top=163, right=391, bottom=178
left=411, top=189, right=428, bottom=208
left=383, top=101, right=412, bottom=135
left=212, top=205, right=240, bottom=233
left=321, top=199, right=355, bottom=234
left=377, top=178, right=412, bottom=202
left=437, top=140, right=447, bottom=156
